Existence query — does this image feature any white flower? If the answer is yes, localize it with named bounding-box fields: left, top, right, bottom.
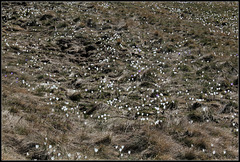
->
left=223, top=150, right=226, bottom=154
left=94, top=148, right=99, bottom=153
left=51, top=156, right=54, bottom=160
left=212, top=150, right=216, bottom=155
left=58, top=153, right=61, bottom=156
left=128, top=151, right=131, bottom=154
left=49, top=145, right=52, bottom=149
left=35, top=145, right=39, bottom=149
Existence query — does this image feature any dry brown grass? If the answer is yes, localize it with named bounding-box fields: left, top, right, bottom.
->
left=2, top=1, right=238, bottom=160
left=143, top=125, right=183, bottom=160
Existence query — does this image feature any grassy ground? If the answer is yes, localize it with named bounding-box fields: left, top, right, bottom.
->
left=1, top=1, right=239, bottom=160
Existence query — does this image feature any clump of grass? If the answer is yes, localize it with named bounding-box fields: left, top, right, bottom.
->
left=37, top=75, right=44, bottom=80
left=34, top=86, right=47, bottom=96
left=51, top=120, right=68, bottom=132
left=193, top=137, right=208, bottom=150
left=76, top=22, right=86, bottom=29
left=153, top=30, right=162, bottom=37
left=146, top=129, right=173, bottom=157
left=10, top=44, right=20, bottom=51
left=69, top=92, right=82, bottom=101
left=15, top=125, right=30, bottom=135
left=9, top=106, right=19, bottom=114
left=183, top=150, right=196, bottom=160
left=25, top=114, right=38, bottom=123
left=178, top=64, right=191, bottom=72
left=162, top=42, right=175, bottom=53
left=155, top=154, right=173, bottom=160
left=116, top=38, right=122, bottom=45
left=10, top=98, right=34, bottom=113
left=56, top=22, right=68, bottom=28
left=187, top=110, right=203, bottom=122
left=73, top=17, right=80, bottom=23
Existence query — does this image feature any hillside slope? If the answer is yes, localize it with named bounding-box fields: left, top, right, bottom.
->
left=1, top=1, right=239, bottom=160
